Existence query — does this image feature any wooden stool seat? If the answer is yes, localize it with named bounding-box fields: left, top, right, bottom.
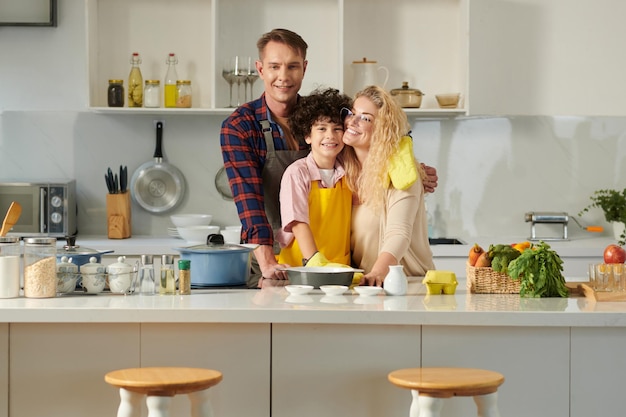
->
left=388, top=367, right=504, bottom=417
left=105, top=367, right=223, bottom=417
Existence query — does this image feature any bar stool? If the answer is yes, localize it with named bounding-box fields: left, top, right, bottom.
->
left=105, top=367, right=223, bottom=417
left=388, top=367, right=504, bottom=417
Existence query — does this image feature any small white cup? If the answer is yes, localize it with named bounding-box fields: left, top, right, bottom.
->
left=221, top=228, right=241, bottom=244
left=81, top=273, right=106, bottom=293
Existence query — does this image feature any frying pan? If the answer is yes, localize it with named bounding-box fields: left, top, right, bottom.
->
left=130, top=121, right=186, bottom=214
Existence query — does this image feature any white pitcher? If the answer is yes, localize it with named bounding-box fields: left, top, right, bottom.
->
left=383, top=265, right=408, bottom=296
left=351, top=58, right=389, bottom=96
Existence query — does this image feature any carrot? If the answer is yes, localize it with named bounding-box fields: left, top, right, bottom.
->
left=468, top=243, right=485, bottom=266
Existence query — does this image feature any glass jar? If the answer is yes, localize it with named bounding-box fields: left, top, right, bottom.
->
left=390, top=81, right=424, bottom=108
left=176, top=80, right=192, bottom=108
left=0, top=236, right=21, bottom=298
left=138, top=254, right=155, bottom=295
left=23, top=237, right=57, bottom=298
left=107, top=79, right=124, bottom=107
left=144, top=80, right=161, bottom=108
left=159, top=255, right=176, bottom=295
left=178, top=259, right=191, bottom=295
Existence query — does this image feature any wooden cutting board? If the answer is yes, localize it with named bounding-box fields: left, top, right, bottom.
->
left=578, top=283, right=626, bottom=302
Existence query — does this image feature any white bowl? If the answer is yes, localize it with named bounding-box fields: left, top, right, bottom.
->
left=354, top=286, right=383, bottom=297
left=320, top=285, right=348, bottom=296
left=285, top=284, right=314, bottom=296
left=170, top=214, right=213, bottom=227
left=177, top=225, right=220, bottom=244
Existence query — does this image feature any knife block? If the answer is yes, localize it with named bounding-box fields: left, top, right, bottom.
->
left=106, top=192, right=131, bottom=239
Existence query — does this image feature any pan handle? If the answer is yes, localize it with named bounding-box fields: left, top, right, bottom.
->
left=154, top=121, right=164, bottom=159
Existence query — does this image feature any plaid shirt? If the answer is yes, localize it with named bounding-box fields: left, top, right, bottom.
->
left=220, top=93, right=308, bottom=246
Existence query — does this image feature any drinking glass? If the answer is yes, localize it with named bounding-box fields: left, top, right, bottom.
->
left=247, top=57, right=259, bottom=101
left=222, top=57, right=237, bottom=107
left=232, top=55, right=249, bottom=107
left=595, top=263, right=611, bottom=291
left=612, top=263, right=625, bottom=292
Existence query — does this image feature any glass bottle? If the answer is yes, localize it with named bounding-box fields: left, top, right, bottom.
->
left=144, top=80, right=161, bottom=108
left=138, top=254, right=155, bottom=295
left=164, top=53, right=179, bottom=108
left=23, top=237, right=57, bottom=298
left=178, top=259, right=191, bottom=295
left=159, top=255, right=176, bottom=295
left=0, top=236, right=21, bottom=298
left=128, top=52, right=143, bottom=107
left=107, top=79, right=124, bottom=107
left=175, top=80, right=192, bottom=108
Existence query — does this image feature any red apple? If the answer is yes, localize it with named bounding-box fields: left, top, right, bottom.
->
left=604, top=244, right=626, bottom=264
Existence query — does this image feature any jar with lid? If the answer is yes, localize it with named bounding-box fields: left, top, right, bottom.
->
left=178, top=259, right=191, bottom=295
left=108, top=79, right=124, bottom=107
left=176, top=80, right=192, bottom=108
left=56, top=256, right=79, bottom=295
left=159, top=255, right=176, bottom=295
left=80, top=257, right=107, bottom=294
left=0, top=236, right=21, bottom=298
left=107, top=256, right=134, bottom=294
left=144, top=80, right=161, bottom=108
left=24, top=237, right=57, bottom=298
left=390, top=81, right=424, bottom=108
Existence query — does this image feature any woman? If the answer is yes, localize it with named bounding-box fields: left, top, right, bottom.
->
left=342, top=85, right=435, bottom=286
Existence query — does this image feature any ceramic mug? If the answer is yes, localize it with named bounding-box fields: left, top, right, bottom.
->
left=81, top=273, right=106, bottom=293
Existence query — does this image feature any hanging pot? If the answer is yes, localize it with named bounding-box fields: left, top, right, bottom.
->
left=174, top=234, right=256, bottom=287
left=130, top=121, right=186, bottom=214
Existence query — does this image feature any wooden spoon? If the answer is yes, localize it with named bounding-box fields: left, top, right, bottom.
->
left=0, top=202, right=22, bottom=236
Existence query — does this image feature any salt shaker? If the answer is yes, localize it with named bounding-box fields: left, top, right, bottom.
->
left=138, top=255, right=155, bottom=295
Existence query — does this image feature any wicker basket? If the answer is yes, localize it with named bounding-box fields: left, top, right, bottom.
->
left=466, top=262, right=521, bottom=294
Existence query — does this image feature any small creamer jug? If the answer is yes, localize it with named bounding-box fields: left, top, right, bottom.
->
left=351, top=57, right=389, bottom=96
left=383, top=265, right=408, bottom=296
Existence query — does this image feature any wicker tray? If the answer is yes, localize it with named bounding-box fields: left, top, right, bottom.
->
left=466, top=263, right=521, bottom=294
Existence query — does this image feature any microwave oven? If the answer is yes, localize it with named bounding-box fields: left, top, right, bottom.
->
left=0, top=180, right=77, bottom=237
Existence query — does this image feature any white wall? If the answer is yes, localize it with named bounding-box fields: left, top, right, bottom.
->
left=0, top=0, right=624, bottom=241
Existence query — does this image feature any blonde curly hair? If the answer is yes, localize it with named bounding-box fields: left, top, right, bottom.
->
left=342, top=85, right=424, bottom=212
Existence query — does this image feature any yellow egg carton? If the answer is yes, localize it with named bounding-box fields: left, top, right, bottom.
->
left=422, top=270, right=458, bottom=295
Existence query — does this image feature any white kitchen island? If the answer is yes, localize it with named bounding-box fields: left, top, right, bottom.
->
left=0, top=279, right=624, bottom=417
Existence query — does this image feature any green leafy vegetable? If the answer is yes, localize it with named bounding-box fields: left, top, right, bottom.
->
left=507, top=241, right=569, bottom=298
left=488, top=244, right=521, bottom=274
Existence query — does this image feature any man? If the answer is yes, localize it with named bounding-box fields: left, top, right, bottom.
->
left=220, top=28, right=438, bottom=288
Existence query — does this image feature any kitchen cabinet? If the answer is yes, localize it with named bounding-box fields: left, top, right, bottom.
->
left=0, top=324, right=7, bottom=417
left=86, top=0, right=469, bottom=117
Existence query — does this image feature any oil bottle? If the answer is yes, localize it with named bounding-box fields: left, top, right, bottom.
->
left=164, top=53, right=179, bottom=108
left=128, top=52, right=143, bottom=107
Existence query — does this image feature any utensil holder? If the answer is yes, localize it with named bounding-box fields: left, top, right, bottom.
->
left=106, top=192, right=131, bottom=239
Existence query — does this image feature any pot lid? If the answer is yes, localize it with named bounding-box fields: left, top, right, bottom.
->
left=59, top=236, right=113, bottom=257
left=57, top=256, right=78, bottom=272
left=174, top=233, right=255, bottom=254
left=390, top=82, right=423, bottom=96
left=352, top=57, right=377, bottom=64
left=107, top=256, right=133, bottom=273
left=80, top=256, right=106, bottom=274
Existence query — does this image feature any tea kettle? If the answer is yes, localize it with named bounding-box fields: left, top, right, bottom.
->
left=350, top=57, right=389, bottom=96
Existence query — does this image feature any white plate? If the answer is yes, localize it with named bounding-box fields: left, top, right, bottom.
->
left=354, top=286, right=383, bottom=297
left=320, top=285, right=348, bottom=296
left=285, top=285, right=314, bottom=296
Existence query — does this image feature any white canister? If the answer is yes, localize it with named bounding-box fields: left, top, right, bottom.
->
left=383, top=265, right=408, bottom=296
left=350, top=57, right=389, bottom=96
left=0, top=236, right=21, bottom=298
left=107, top=256, right=134, bottom=294
left=80, top=256, right=106, bottom=294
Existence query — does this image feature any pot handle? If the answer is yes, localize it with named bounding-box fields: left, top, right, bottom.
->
left=207, top=233, right=225, bottom=246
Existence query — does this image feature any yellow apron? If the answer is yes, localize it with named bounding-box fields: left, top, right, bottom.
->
left=278, top=177, right=352, bottom=266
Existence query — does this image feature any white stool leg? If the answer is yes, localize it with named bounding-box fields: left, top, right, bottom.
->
left=146, top=395, right=172, bottom=417
left=117, top=388, right=143, bottom=417
left=410, top=389, right=444, bottom=417
left=474, top=392, right=501, bottom=417
left=188, top=388, right=213, bottom=417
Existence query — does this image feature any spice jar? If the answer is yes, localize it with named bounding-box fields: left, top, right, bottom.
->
left=56, top=256, right=79, bottom=295
left=159, top=255, right=176, bottom=295
left=176, top=80, right=192, bottom=108
left=80, top=257, right=107, bottom=294
left=107, top=256, right=134, bottom=294
left=24, top=237, right=57, bottom=298
left=107, top=79, right=124, bottom=107
left=0, top=236, right=21, bottom=298
left=178, top=259, right=191, bottom=295
left=144, top=80, right=161, bottom=108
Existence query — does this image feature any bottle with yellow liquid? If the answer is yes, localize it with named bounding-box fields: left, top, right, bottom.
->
left=164, top=53, right=179, bottom=108
left=128, top=52, right=143, bottom=107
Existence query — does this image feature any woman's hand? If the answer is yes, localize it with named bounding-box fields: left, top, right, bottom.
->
left=358, top=252, right=397, bottom=287
left=421, top=163, right=438, bottom=193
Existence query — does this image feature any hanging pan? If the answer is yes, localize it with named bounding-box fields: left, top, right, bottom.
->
left=130, top=121, right=186, bottom=214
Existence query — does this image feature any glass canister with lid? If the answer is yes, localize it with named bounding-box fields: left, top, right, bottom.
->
left=0, top=236, right=21, bottom=298
left=175, top=80, right=192, bottom=108
left=144, top=79, right=161, bottom=108
left=24, top=237, right=57, bottom=298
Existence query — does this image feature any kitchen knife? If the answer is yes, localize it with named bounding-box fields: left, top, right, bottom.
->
left=114, top=173, right=119, bottom=194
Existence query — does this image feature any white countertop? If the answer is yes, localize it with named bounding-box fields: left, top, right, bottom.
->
left=0, top=278, right=623, bottom=327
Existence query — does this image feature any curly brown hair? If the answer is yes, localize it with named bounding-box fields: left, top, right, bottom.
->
left=289, top=87, right=353, bottom=143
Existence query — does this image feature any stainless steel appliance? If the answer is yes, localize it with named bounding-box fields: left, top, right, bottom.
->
left=0, top=180, right=77, bottom=237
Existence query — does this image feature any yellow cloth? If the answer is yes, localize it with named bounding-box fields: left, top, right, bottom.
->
left=387, top=135, right=418, bottom=190
left=278, top=178, right=352, bottom=266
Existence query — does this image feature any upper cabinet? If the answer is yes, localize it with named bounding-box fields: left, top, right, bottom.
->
left=468, top=0, right=626, bottom=116
left=86, top=0, right=469, bottom=116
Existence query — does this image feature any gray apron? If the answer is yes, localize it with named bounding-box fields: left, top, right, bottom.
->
left=248, top=120, right=308, bottom=288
